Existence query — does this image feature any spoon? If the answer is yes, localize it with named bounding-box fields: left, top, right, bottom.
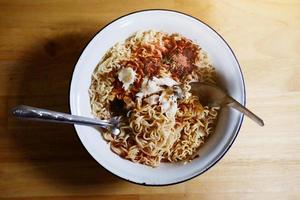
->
left=11, top=83, right=263, bottom=136
left=189, top=82, right=264, bottom=126
left=11, top=105, right=122, bottom=135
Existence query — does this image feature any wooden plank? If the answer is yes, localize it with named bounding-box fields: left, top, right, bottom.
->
left=0, top=0, right=299, bottom=199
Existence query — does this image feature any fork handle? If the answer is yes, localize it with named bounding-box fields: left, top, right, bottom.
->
left=11, top=105, right=112, bottom=128
left=227, top=97, right=264, bottom=126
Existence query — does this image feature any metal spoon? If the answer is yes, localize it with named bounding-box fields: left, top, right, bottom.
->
left=189, top=82, right=264, bottom=126
left=11, top=82, right=263, bottom=136
left=11, top=105, right=122, bottom=135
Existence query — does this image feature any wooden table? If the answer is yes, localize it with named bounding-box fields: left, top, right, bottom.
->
left=1, top=1, right=299, bottom=199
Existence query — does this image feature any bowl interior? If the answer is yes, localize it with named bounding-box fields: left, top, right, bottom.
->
left=70, top=10, right=245, bottom=185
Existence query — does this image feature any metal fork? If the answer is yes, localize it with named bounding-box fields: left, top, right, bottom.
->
left=11, top=105, right=122, bottom=135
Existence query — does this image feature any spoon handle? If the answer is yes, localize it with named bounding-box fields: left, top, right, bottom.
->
left=11, top=105, right=112, bottom=128
left=227, top=97, right=264, bottom=126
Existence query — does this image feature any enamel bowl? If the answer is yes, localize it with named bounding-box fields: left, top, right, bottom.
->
left=70, top=9, right=245, bottom=186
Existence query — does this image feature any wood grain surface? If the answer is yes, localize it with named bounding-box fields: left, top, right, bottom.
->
left=1, top=0, right=299, bottom=199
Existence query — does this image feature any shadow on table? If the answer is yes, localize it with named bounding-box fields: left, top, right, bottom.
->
left=6, top=29, right=123, bottom=188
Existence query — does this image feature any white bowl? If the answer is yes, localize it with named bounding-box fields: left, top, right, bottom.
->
left=70, top=9, right=245, bottom=186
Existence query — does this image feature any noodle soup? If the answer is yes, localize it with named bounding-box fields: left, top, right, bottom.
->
left=89, top=30, right=219, bottom=167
